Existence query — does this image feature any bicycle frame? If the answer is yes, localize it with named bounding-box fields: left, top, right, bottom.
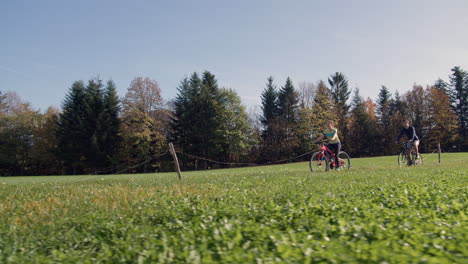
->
left=310, top=142, right=351, bottom=172
left=316, top=144, right=343, bottom=168
left=398, top=142, right=422, bottom=166
left=400, top=142, right=415, bottom=158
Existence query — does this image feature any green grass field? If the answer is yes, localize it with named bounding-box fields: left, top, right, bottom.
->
left=1, top=153, right=467, bottom=263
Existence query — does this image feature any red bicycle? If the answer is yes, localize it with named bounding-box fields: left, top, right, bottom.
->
left=310, top=143, right=351, bottom=172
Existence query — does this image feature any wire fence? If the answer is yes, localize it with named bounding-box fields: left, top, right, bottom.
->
left=65, top=142, right=447, bottom=183
left=419, top=148, right=440, bottom=163
left=68, top=150, right=169, bottom=184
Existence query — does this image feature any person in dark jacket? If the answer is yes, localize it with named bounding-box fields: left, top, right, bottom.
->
left=396, top=119, right=420, bottom=162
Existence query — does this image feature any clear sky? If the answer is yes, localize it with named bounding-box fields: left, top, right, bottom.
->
left=1, top=0, right=467, bottom=112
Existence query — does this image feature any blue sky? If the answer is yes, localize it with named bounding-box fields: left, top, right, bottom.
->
left=1, top=0, right=467, bottom=112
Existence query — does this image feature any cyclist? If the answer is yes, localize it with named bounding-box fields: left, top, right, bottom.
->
left=313, top=120, right=341, bottom=170
left=395, top=119, right=420, bottom=164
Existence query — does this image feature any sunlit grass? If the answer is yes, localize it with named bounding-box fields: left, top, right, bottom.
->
left=0, top=153, right=467, bottom=263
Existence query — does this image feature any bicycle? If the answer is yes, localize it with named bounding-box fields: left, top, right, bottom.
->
left=310, top=143, right=351, bottom=172
left=398, top=142, right=423, bottom=167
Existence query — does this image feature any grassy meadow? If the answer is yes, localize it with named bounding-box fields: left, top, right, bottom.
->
left=0, top=153, right=467, bottom=263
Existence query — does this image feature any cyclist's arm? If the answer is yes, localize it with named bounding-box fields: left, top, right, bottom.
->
left=409, top=126, right=417, bottom=142
left=314, top=134, right=324, bottom=143
left=329, top=129, right=338, bottom=141
left=396, top=128, right=404, bottom=142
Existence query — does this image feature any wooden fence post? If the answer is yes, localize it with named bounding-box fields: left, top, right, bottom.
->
left=438, top=143, right=441, bottom=164
left=169, top=143, right=182, bottom=180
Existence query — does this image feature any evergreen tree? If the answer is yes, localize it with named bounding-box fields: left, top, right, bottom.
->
left=392, top=91, right=406, bottom=117
left=295, top=106, right=315, bottom=157
left=260, top=76, right=279, bottom=139
left=101, top=80, right=121, bottom=167
left=172, top=71, right=254, bottom=168
left=171, top=72, right=224, bottom=169
left=57, top=81, right=88, bottom=174
left=278, top=77, right=299, bottom=124
left=0, top=91, right=6, bottom=112
left=83, top=79, right=106, bottom=170
left=435, top=78, right=449, bottom=93
left=200, top=71, right=223, bottom=160
left=258, top=77, right=281, bottom=162
left=448, top=66, right=468, bottom=147
left=58, top=78, right=121, bottom=174
left=348, top=89, right=378, bottom=157
left=171, top=73, right=203, bottom=167
left=278, top=77, right=300, bottom=158
left=377, top=86, right=392, bottom=127
left=171, top=77, right=193, bottom=153
left=328, top=72, right=351, bottom=144
left=388, top=90, right=407, bottom=154
left=376, top=86, right=394, bottom=155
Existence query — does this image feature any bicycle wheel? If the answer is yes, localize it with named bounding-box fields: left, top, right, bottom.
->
left=398, top=152, right=407, bottom=167
left=414, top=153, right=423, bottom=165
left=310, top=152, right=329, bottom=172
left=337, top=151, right=351, bottom=170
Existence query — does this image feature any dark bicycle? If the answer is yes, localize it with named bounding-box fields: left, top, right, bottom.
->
left=310, top=143, right=351, bottom=172
left=398, top=142, right=423, bottom=167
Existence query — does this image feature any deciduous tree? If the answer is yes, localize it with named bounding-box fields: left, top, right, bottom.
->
left=121, top=77, right=167, bottom=173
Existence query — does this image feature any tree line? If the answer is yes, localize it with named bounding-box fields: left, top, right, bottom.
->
left=0, top=66, right=467, bottom=176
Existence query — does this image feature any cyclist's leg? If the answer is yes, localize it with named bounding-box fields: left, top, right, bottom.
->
left=406, top=142, right=413, bottom=165
left=335, top=142, right=341, bottom=168
left=413, top=140, right=420, bottom=157
left=326, top=143, right=335, bottom=168
left=328, top=143, right=341, bottom=169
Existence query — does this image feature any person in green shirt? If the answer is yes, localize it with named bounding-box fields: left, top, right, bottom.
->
left=313, top=120, right=341, bottom=169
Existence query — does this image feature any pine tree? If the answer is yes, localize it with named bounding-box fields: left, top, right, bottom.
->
left=84, top=79, right=106, bottom=170
left=172, top=71, right=254, bottom=168
left=348, top=89, right=378, bottom=157
left=392, top=91, right=406, bottom=116
left=435, top=78, right=449, bottom=93
left=328, top=72, right=351, bottom=144
left=0, top=91, right=6, bottom=113
left=389, top=90, right=407, bottom=152
left=171, top=77, right=192, bottom=152
left=377, top=86, right=392, bottom=127
left=171, top=72, right=224, bottom=169
left=200, top=71, right=223, bottom=161
left=448, top=66, right=468, bottom=146
left=258, top=77, right=281, bottom=162
left=376, top=86, right=394, bottom=155
left=171, top=73, right=203, bottom=167
left=278, top=77, right=299, bottom=124
left=260, top=77, right=279, bottom=139
left=277, top=77, right=300, bottom=158
left=295, top=106, right=315, bottom=156
left=57, top=81, right=88, bottom=174
left=58, top=79, right=121, bottom=174
left=101, top=80, right=121, bottom=167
